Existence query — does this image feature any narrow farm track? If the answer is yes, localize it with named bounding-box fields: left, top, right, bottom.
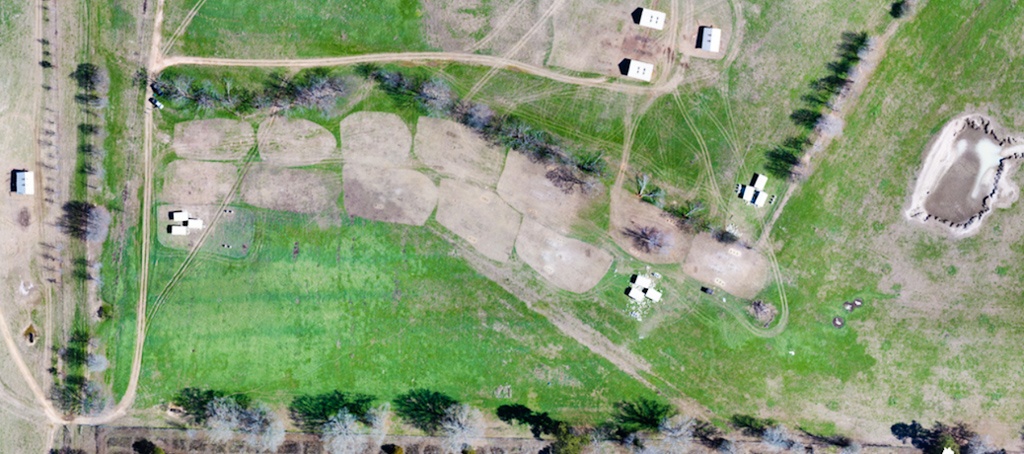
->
left=159, top=0, right=207, bottom=55
left=463, top=0, right=534, bottom=52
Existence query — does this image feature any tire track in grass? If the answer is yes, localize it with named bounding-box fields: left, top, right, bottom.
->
left=670, top=90, right=728, bottom=216
left=160, top=0, right=208, bottom=56
left=464, top=0, right=534, bottom=53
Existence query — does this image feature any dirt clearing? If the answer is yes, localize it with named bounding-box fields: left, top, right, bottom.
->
left=342, top=164, right=438, bottom=225
left=548, top=0, right=665, bottom=76
left=497, top=152, right=600, bottom=233
left=256, top=117, right=337, bottom=166
left=437, top=179, right=522, bottom=262
left=515, top=218, right=613, bottom=293
left=340, top=111, right=413, bottom=167
left=906, top=115, right=1024, bottom=235
left=682, top=233, right=768, bottom=299
left=414, top=117, right=506, bottom=187
left=155, top=205, right=255, bottom=258
left=240, top=164, right=342, bottom=220
left=159, top=160, right=239, bottom=205
left=171, top=119, right=255, bottom=160
left=609, top=187, right=693, bottom=263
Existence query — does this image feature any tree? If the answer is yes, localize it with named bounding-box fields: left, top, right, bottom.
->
left=731, top=414, right=776, bottom=436
left=890, top=1, right=908, bottom=18
left=551, top=424, right=590, bottom=454
left=930, top=434, right=960, bottom=454
left=289, top=390, right=376, bottom=432
left=441, top=404, right=484, bottom=454
left=634, top=174, right=665, bottom=207
left=322, top=409, right=366, bottom=454
left=131, top=439, right=165, bottom=454
left=367, top=403, right=392, bottom=451
left=762, top=425, right=795, bottom=451
left=417, top=79, right=456, bottom=117
left=58, top=201, right=96, bottom=240
left=623, top=226, right=667, bottom=254
left=206, top=397, right=242, bottom=443
left=496, top=404, right=559, bottom=439
left=393, top=389, right=458, bottom=434
left=713, top=229, right=738, bottom=244
left=640, top=415, right=694, bottom=453
left=70, top=63, right=105, bottom=91
left=613, top=397, right=677, bottom=433
left=172, top=388, right=234, bottom=424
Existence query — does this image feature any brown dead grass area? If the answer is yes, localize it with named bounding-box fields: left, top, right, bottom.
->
left=515, top=218, right=613, bottom=293
left=159, top=160, right=238, bottom=205
left=682, top=233, right=768, bottom=299
left=437, top=179, right=522, bottom=262
left=414, top=117, right=506, bottom=187
left=343, top=164, right=438, bottom=226
left=677, top=0, right=733, bottom=61
left=609, top=188, right=693, bottom=263
left=497, top=152, right=600, bottom=234
left=241, top=164, right=342, bottom=218
left=256, top=117, right=336, bottom=166
left=340, top=111, right=413, bottom=167
left=171, top=118, right=254, bottom=161
left=420, top=0, right=490, bottom=50
left=548, top=0, right=665, bottom=76
left=471, top=0, right=552, bottom=65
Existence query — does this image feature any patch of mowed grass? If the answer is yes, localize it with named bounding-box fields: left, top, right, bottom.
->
left=771, top=0, right=1024, bottom=423
left=126, top=210, right=652, bottom=421
left=168, top=0, right=429, bottom=58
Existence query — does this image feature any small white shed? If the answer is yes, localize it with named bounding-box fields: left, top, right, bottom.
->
left=637, top=8, right=666, bottom=30
left=632, top=274, right=653, bottom=288
left=627, top=286, right=646, bottom=302
left=698, top=26, right=721, bottom=52
left=751, top=173, right=768, bottom=191
left=12, top=170, right=34, bottom=195
left=624, top=60, right=654, bottom=82
left=184, top=218, right=204, bottom=229
left=753, top=191, right=769, bottom=207
left=168, top=225, right=189, bottom=236
left=739, top=186, right=755, bottom=204
left=644, top=288, right=663, bottom=302
left=170, top=210, right=190, bottom=222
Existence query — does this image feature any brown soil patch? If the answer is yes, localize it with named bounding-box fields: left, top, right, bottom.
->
left=682, top=233, right=768, bottom=299
left=515, top=218, right=613, bottom=293
left=609, top=187, right=693, bottom=263
left=339, top=111, right=413, bottom=167
left=240, top=164, right=342, bottom=219
left=436, top=179, right=522, bottom=262
left=497, top=152, right=599, bottom=234
left=342, top=164, right=438, bottom=226
left=256, top=117, right=336, bottom=166
left=923, top=148, right=983, bottom=223
left=159, top=160, right=238, bottom=205
left=414, top=117, right=506, bottom=187
left=549, top=0, right=667, bottom=76
left=171, top=118, right=255, bottom=161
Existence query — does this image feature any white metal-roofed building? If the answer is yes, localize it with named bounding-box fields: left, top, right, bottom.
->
left=12, top=170, right=34, bottom=195
left=625, top=60, right=654, bottom=81
left=644, top=288, right=663, bottom=302
left=751, top=173, right=767, bottom=191
left=632, top=274, right=653, bottom=288
left=636, top=8, right=666, bottom=30
left=698, top=26, right=721, bottom=52
left=184, top=218, right=204, bottom=229
left=627, top=286, right=646, bottom=302
left=170, top=210, right=190, bottom=222
left=753, top=191, right=769, bottom=207
left=168, top=225, right=189, bottom=236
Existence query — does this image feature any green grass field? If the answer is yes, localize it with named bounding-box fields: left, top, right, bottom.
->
left=164, top=0, right=430, bottom=58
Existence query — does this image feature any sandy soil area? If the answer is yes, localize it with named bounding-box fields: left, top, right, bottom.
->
left=414, top=117, right=506, bottom=187
left=256, top=117, right=336, bottom=166
left=155, top=205, right=254, bottom=258
left=682, top=233, right=768, bottom=299
left=340, top=111, right=413, bottom=167
left=515, top=218, right=613, bottom=293
left=436, top=179, right=523, bottom=262
left=342, top=164, right=438, bottom=226
left=171, top=118, right=254, bottom=161
left=548, top=0, right=665, bottom=76
left=608, top=187, right=693, bottom=263
left=676, top=0, right=733, bottom=61
left=241, top=164, right=342, bottom=218
left=497, top=152, right=599, bottom=234
left=159, top=160, right=239, bottom=205
left=906, top=115, right=1024, bottom=236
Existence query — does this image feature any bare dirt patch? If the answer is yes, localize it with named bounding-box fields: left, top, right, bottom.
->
left=414, top=117, right=506, bottom=187
left=548, top=0, right=667, bottom=76
left=339, top=111, right=413, bottom=167
left=171, top=119, right=255, bottom=161
left=256, top=117, right=336, bottom=166
left=155, top=205, right=255, bottom=258
left=682, top=233, right=768, bottom=299
left=159, top=160, right=238, bottom=205
left=906, top=115, right=1024, bottom=236
left=342, top=164, right=438, bottom=226
left=677, top=0, right=733, bottom=61
left=608, top=187, right=692, bottom=263
left=515, top=218, right=613, bottom=293
left=497, top=152, right=600, bottom=234
left=437, top=179, right=522, bottom=262
left=240, top=164, right=342, bottom=220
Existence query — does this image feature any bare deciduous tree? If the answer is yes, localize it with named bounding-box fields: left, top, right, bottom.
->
left=322, top=408, right=366, bottom=454
left=368, top=403, right=392, bottom=451
left=623, top=226, right=666, bottom=253
left=441, top=404, right=484, bottom=454
left=206, top=397, right=241, bottom=444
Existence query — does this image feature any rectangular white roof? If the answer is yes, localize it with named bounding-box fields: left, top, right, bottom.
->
left=628, top=286, right=646, bottom=301
left=644, top=288, right=662, bottom=302
left=753, top=191, right=769, bottom=207
left=699, top=27, right=721, bottom=53
left=170, top=210, right=190, bottom=221
left=632, top=274, right=653, bottom=288
left=638, top=9, right=666, bottom=30
left=752, top=173, right=767, bottom=191
left=740, top=185, right=755, bottom=202
left=626, top=60, right=654, bottom=82
left=185, top=218, right=204, bottom=229
left=13, top=170, right=34, bottom=195
left=169, top=225, right=189, bottom=236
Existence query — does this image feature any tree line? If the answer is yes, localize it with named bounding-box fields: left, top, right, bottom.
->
left=763, top=31, right=870, bottom=179
left=150, top=67, right=350, bottom=115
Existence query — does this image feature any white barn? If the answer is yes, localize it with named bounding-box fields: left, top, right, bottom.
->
left=624, top=60, right=654, bottom=82
left=184, top=218, right=204, bottom=229
left=12, top=170, right=34, bottom=195
left=698, top=26, right=721, bottom=52
left=169, top=210, right=190, bottom=221
left=168, top=225, right=189, bottom=236
left=644, top=287, right=663, bottom=302
left=751, top=173, right=767, bottom=191
left=637, top=8, right=666, bottom=30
